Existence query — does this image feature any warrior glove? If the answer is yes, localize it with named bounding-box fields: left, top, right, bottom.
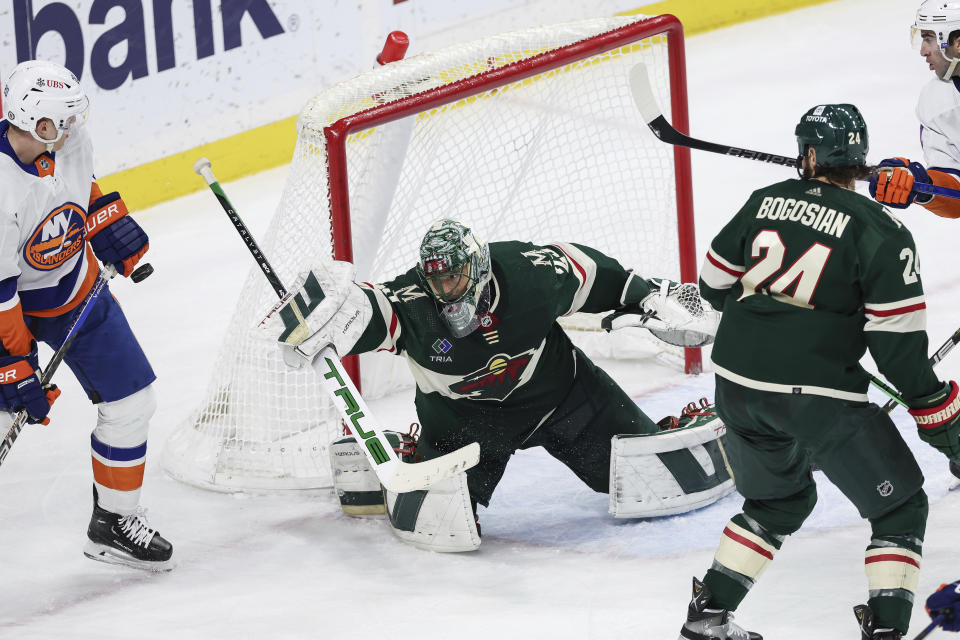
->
left=86, top=192, right=149, bottom=276
left=909, top=380, right=960, bottom=462
left=0, top=344, right=60, bottom=425
left=869, top=158, right=932, bottom=209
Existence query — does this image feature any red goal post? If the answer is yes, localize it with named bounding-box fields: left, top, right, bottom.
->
left=163, top=14, right=700, bottom=492
left=328, top=14, right=699, bottom=379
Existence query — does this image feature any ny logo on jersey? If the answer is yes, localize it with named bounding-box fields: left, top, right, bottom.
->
left=24, top=203, right=86, bottom=270
left=386, top=284, right=428, bottom=304
left=522, top=248, right=569, bottom=275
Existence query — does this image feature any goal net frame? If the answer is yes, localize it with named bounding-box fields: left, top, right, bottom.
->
left=163, top=13, right=700, bottom=492
left=328, top=14, right=699, bottom=384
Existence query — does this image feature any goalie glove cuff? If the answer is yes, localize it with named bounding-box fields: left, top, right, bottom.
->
left=619, top=271, right=654, bottom=306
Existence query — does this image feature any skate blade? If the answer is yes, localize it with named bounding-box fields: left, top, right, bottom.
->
left=83, top=541, right=173, bottom=572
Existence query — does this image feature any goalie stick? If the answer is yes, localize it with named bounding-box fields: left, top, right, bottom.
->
left=192, top=158, right=480, bottom=493
left=0, top=261, right=154, bottom=468
left=628, top=63, right=960, bottom=201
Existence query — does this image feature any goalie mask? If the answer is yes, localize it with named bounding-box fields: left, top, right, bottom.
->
left=417, top=219, right=491, bottom=338
left=4, top=60, right=89, bottom=150
left=794, top=104, right=868, bottom=169
left=913, top=1, right=960, bottom=80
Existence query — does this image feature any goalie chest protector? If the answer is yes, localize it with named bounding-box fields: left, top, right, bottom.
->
left=356, top=241, right=632, bottom=434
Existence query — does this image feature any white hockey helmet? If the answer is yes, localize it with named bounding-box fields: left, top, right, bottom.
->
left=3, top=60, right=89, bottom=145
left=913, top=1, right=960, bottom=79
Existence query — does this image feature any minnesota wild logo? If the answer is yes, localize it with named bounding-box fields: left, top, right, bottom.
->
left=451, top=349, right=534, bottom=400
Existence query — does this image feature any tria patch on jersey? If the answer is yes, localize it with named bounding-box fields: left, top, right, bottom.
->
left=24, top=203, right=86, bottom=270
left=430, top=338, right=453, bottom=362
left=450, top=349, right=534, bottom=400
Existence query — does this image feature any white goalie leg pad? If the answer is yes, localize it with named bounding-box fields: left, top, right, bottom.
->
left=329, top=435, right=386, bottom=517
left=609, top=413, right=735, bottom=518
left=385, top=471, right=480, bottom=553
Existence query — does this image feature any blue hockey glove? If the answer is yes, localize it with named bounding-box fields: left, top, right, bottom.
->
left=868, top=158, right=932, bottom=209
left=909, top=381, right=960, bottom=462
left=0, top=345, right=60, bottom=425
left=86, top=192, right=149, bottom=276
left=926, top=581, right=960, bottom=632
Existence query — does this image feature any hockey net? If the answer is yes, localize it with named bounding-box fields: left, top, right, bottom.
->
left=163, top=14, right=697, bottom=491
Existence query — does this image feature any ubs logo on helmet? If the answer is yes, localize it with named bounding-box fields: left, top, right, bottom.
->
left=24, top=203, right=86, bottom=270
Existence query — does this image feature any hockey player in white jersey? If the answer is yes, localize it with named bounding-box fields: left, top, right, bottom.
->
left=869, top=1, right=960, bottom=218
left=0, top=60, right=171, bottom=570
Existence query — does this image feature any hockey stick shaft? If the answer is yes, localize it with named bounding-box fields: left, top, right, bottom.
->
left=628, top=64, right=960, bottom=201
left=912, top=614, right=945, bottom=640
left=0, top=263, right=123, bottom=467
left=193, top=158, right=479, bottom=492
left=879, top=326, right=960, bottom=413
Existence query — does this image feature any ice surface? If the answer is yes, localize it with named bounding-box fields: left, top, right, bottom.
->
left=2, top=1, right=958, bottom=638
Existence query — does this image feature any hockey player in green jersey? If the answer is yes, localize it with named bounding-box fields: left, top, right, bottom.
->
left=263, top=219, right=729, bottom=552
left=678, top=104, right=960, bottom=640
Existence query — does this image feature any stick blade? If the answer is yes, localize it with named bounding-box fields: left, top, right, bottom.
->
left=628, top=63, right=663, bottom=124
left=381, top=442, right=480, bottom=493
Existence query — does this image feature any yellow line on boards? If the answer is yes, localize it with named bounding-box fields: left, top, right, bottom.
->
left=102, top=0, right=838, bottom=212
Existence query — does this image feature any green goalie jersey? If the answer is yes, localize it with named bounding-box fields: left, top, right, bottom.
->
left=347, top=240, right=643, bottom=437
left=699, top=178, right=939, bottom=403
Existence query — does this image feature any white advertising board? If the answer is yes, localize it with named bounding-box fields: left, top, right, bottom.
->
left=0, top=0, right=642, bottom=178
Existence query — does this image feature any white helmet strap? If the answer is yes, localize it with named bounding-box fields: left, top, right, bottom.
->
left=943, top=52, right=960, bottom=80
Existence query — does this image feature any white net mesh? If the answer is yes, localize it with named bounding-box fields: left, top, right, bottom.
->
left=163, top=15, right=689, bottom=491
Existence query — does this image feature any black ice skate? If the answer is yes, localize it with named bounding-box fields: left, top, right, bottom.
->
left=854, top=604, right=902, bottom=640
left=679, top=577, right=762, bottom=640
left=83, top=488, right=173, bottom=572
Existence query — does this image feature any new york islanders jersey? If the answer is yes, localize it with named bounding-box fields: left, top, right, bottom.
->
left=348, top=240, right=642, bottom=440
left=918, top=77, right=960, bottom=170
left=700, top=178, right=939, bottom=403
left=0, top=120, right=100, bottom=355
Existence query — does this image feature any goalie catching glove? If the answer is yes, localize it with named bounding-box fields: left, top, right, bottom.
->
left=259, top=260, right=372, bottom=368
left=602, top=274, right=719, bottom=348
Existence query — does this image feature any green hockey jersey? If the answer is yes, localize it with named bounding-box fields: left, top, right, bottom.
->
left=699, top=178, right=939, bottom=403
left=349, top=240, right=645, bottom=439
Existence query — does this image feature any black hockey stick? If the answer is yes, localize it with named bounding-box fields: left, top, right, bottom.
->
left=881, top=326, right=960, bottom=413
left=192, top=158, right=479, bottom=492
left=628, top=63, right=960, bottom=200
left=0, top=261, right=153, bottom=468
